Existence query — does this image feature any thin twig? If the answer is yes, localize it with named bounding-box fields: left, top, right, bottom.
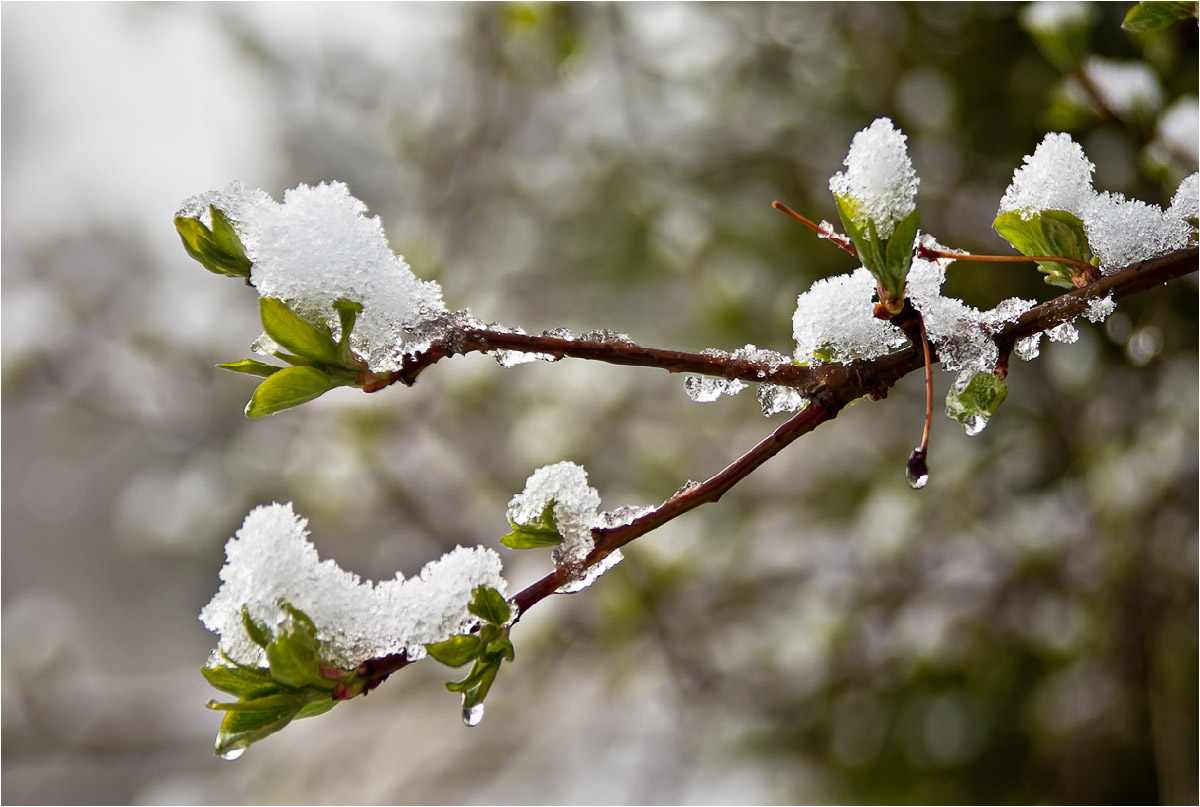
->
left=917, top=245, right=1096, bottom=274
left=771, top=200, right=859, bottom=257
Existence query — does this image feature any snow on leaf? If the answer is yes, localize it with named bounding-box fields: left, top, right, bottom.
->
left=507, top=461, right=601, bottom=570
left=792, top=267, right=907, bottom=365
left=997, top=133, right=1096, bottom=221
left=179, top=182, right=451, bottom=373
left=828, top=117, right=920, bottom=240
left=199, top=503, right=506, bottom=669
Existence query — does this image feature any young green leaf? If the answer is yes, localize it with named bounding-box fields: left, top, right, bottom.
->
left=467, top=585, right=512, bottom=627
left=201, top=663, right=275, bottom=698
left=993, top=209, right=1092, bottom=288
left=458, top=658, right=501, bottom=713
left=946, top=370, right=1009, bottom=436
left=425, top=634, right=484, bottom=667
left=486, top=636, right=516, bottom=663
left=294, top=698, right=338, bottom=720
left=209, top=692, right=309, bottom=759
left=245, top=366, right=347, bottom=418
left=208, top=207, right=253, bottom=275
left=833, top=194, right=915, bottom=310
left=333, top=299, right=364, bottom=366
left=174, top=207, right=253, bottom=279
left=880, top=208, right=919, bottom=301
left=501, top=501, right=564, bottom=549
left=265, top=621, right=325, bottom=690
left=1122, top=1, right=1197, bottom=32
left=241, top=605, right=272, bottom=649
left=218, top=358, right=284, bottom=378
left=258, top=298, right=342, bottom=366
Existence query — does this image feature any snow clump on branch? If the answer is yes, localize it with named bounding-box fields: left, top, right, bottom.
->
left=177, top=181, right=450, bottom=372
left=200, top=502, right=506, bottom=669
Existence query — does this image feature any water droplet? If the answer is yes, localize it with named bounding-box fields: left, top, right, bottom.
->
left=219, top=746, right=246, bottom=761
left=963, top=414, right=987, bottom=437
left=463, top=702, right=485, bottom=727
left=906, top=449, right=929, bottom=490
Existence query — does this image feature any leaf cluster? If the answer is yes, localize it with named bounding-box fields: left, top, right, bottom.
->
left=203, top=604, right=364, bottom=759
left=224, top=297, right=367, bottom=417
left=833, top=195, right=920, bottom=314
left=423, top=586, right=516, bottom=725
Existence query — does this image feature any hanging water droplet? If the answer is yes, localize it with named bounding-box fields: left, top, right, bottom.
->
left=218, top=746, right=246, bottom=761
left=462, top=702, right=485, bottom=727
left=906, top=448, right=929, bottom=490
left=963, top=414, right=987, bottom=437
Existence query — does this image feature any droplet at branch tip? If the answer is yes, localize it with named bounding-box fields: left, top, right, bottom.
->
left=463, top=702, right=485, bottom=727
left=906, top=448, right=929, bottom=490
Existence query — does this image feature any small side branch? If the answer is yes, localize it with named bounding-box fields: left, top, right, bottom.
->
left=512, top=398, right=840, bottom=616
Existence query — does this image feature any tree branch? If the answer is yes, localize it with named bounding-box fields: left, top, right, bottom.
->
left=357, top=245, right=1196, bottom=693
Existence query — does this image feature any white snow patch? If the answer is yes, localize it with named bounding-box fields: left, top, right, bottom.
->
left=200, top=502, right=506, bottom=668
left=997, top=133, right=1095, bottom=220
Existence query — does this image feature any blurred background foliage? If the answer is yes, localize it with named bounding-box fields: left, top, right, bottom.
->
left=2, top=2, right=1195, bottom=804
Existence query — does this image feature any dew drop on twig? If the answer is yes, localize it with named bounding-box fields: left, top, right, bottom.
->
left=219, top=746, right=246, bottom=761
left=906, top=448, right=929, bottom=490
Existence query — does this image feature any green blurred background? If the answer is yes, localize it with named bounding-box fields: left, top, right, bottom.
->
left=2, top=3, right=1196, bottom=803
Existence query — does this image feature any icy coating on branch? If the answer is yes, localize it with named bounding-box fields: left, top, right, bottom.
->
left=199, top=503, right=505, bottom=668
left=828, top=118, right=919, bottom=239
left=997, top=133, right=1095, bottom=220
left=178, top=182, right=449, bottom=372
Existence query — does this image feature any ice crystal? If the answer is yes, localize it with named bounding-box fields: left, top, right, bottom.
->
left=1015, top=333, right=1042, bottom=361
left=684, top=375, right=747, bottom=402
left=1047, top=322, right=1079, bottom=344
left=1084, top=295, right=1117, bottom=324
left=557, top=550, right=624, bottom=593
left=757, top=384, right=808, bottom=416
left=199, top=503, right=506, bottom=669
